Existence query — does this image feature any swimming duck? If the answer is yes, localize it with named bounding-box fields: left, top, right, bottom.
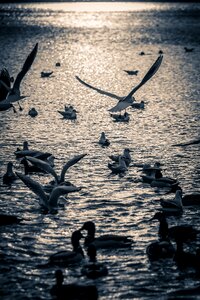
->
left=76, top=55, right=163, bottom=113
left=50, top=269, right=98, bottom=300
left=146, top=239, right=175, bottom=261
left=182, top=192, right=200, bottom=206
left=41, top=71, right=53, bottom=78
left=0, top=214, right=22, bottom=226
left=28, top=107, right=38, bottom=117
left=16, top=172, right=81, bottom=213
left=108, top=155, right=128, bottom=174
left=81, top=244, right=108, bottom=279
left=173, top=238, right=199, bottom=270
left=80, top=221, right=133, bottom=249
left=3, top=162, right=17, bottom=186
left=49, top=230, right=84, bottom=266
left=98, top=132, right=110, bottom=147
left=151, top=212, right=200, bottom=242
left=0, top=43, right=38, bottom=109
left=109, top=148, right=132, bottom=167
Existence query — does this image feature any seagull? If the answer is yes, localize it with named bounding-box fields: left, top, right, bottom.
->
left=3, top=162, right=17, bottom=186
left=109, top=148, right=132, bottom=166
left=76, top=55, right=163, bottom=112
left=25, top=154, right=87, bottom=186
left=108, top=155, right=128, bottom=174
left=16, top=172, right=81, bottom=213
left=98, top=132, right=110, bottom=147
left=0, top=43, right=38, bottom=109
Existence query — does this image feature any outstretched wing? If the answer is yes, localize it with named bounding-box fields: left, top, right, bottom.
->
left=48, top=185, right=81, bottom=209
left=108, top=97, right=134, bottom=112
left=60, top=154, right=87, bottom=183
left=125, top=55, right=163, bottom=99
left=13, top=43, right=38, bottom=91
left=75, top=76, right=122, bottom=101
left=16, top=172, right=48, bottom=207
left=26, top=156, right=59, bottom=183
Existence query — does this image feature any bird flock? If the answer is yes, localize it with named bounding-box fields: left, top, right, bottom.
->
left=1, top=43, right=200, bottom=299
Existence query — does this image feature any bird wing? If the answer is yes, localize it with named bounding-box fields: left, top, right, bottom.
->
left=16, top=172, right=48, bottom=207
left=60, top=154, right=87, bottom=183
left=108, top=99, right=133, bottom=112
left=125, top=55, right=163, bottom=99
left=48, top=185, right=81, bottom=209
left=75, top=76, right=123, bottom=101
left=26, top=156, right=59, bottom=183
left=12, top=43, right=38, bottom=91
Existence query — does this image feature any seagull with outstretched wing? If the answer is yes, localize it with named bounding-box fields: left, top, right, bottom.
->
left=16, top=172, right=81, bottom=213
left=0, top=43, right=38, bottom=107
left=76, top=55, right=163, bottom=113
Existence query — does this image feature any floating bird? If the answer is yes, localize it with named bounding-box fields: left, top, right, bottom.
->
left=76, top=55, right=163, bottom=113
left=0, top=214, right=22, bottom=226
left=25, top=154, right=87, bottom=185
left=81, top=244, right=108, bottom=279
left=146, top=239, right=175, bottom=261
left=0, top=43, right=38, bottom=109
left=182, top=192, right=200, bottom=206
left=50, top=269, right=98, bottom=300
left=49, top=230, right=84, bottom=266
left=124, top=70, right=138, bottom=76
left=158, top=190, right=183, bottom=212
left=3, top=162, right=17, bottom=186
left=131, top=100, right=144, bottom=109
left=14, top=143, right=52, bottom=160
left=151, top=212, right=200, bottom=242
left=109, top=148, right=132, bottom=166
left=28, top=107, right=38, bottom=117
left=173, top=238, right=199, bottom=270
left=58, top=110, right=77, bottom=120
left=108, top=155, right=128, bottom=174
left=80, top=221, right=133, bottom=249
left=110, top=111, right=130, bottom=122
left=16, top=172, right=81, bottom=213
left=41, top=71, right=53, bottom=78
left=98, top=132, right=110, bottom=147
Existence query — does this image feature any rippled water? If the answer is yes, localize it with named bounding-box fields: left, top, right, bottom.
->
left=0, top=2, right=200, bottom=299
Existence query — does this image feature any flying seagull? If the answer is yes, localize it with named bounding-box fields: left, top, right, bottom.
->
left=76, top=55, right=163, bottom=112
left=0, top=43, right=38, bottom=107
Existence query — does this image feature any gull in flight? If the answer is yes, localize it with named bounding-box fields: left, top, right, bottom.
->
left=25, top=154, right=87, bottom=191
left=16, top=172, right=81, bottom=213
left=76, top=55, right=163, bottom=113
left=0, top=43, right=38, bottom=110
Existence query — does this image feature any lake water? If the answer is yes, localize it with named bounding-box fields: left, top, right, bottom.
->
left=0, top=2, right=200, bottom=299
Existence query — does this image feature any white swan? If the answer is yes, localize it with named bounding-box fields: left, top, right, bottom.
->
left=76, top=55, right=163, bottom=112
